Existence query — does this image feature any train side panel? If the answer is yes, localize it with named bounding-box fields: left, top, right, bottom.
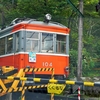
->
left=24, top=53, right=69, bottom=75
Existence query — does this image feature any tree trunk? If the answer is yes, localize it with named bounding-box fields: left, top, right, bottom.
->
left=77, top=0, right=83, bottom=81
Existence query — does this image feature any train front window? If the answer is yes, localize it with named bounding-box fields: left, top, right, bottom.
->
left=26, top=31, right=39, bottom=52
left=25, top=31, right=67, bottom=54
left=42, top=33, right=53, bottom=53
left=56, top=34, right=66, bottom=54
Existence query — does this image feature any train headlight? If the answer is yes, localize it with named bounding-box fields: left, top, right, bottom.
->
left=65, top=67, right=69, bottom=72
left=26, top=66, right=30, bottom=68
left=44, top=14, right=52, bottom=23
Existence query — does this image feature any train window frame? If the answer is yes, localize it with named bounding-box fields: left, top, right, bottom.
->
left=6, top=34, right=13, bottom=54
left=15, top=32, right=20, bottom=52
left=0, top=37, right=6, bottom=55
left=26, top=31, right=40, bottom=52
left=41, top=33, right=54, bottom=53
left=25, top=31, right=68, bottom=54
left=0, top=34, right=14, bottom=55
left=56, top=34, right=67, bottom=54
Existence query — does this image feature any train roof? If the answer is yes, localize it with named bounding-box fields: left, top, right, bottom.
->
left=11, top=18, right=67, bottom=27
left=0, top=17, right=70, bottom=36
left=0, top=18, right=68, bottom=31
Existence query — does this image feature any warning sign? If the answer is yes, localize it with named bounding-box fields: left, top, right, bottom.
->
left=47, top=84, right=66, bottom=94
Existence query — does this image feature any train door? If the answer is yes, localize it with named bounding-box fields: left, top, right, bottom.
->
left=6, top=34, right=14, bottom=66
left=0, top=35, right=14, bottom=66
left=14, top=32, right=20, bottom=69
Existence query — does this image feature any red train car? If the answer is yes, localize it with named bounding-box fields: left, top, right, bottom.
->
left=0, top=14, right=70, bottom=79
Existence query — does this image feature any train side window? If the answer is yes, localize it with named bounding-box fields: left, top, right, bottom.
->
left=0, top=37, right=5, bottom=55
left=26, top=31, right=39, bottom=52
left=42, top=33, right=53, bottom=53
left=6, top=35, right=13, bottom=53
left=56, top=34, right=66, bottom=54
left=15, top=33, right=19, bottom=52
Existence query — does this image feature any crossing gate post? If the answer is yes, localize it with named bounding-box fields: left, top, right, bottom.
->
left=78, top=86, right=80, bottom=100
left=21, top=71, right=25, bottom=100
left=51, top=68, right=54, bottom=100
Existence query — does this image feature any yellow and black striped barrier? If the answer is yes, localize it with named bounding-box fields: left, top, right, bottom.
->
left=1, top=66, right=18, bottom=85
left=0, top=66, right=18, bottom=97
left=22, top=67, right=53, bottom=100
left=23, top=67, right=53, bottom=72
left=0, top=84, right=47, bottom=93
left=2, top=66, right=18, bottom=76
left=0, top=67, right=54, bottom=100
left=0, top=76, right=100, bottom=87
left=1, top=67, right=100, bottom=100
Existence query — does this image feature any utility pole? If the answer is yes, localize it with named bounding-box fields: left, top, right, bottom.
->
left=66, top=0, right=84, bottom=80
left=77, top=0, right=83, bottom=81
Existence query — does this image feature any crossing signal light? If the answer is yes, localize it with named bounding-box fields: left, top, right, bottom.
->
left=95, top=2, right=100, bottom=12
